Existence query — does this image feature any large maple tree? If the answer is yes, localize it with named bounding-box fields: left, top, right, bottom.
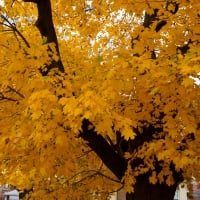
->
left=0, top=0, right=200, bottom=199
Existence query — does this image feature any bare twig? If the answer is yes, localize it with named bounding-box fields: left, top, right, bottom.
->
left=0, top=14, right=30, bottom=48
left=70, top=168, right=120, bottom=185
left=7, top=86, right=25, bottom=98
left=77, top=149, right=93, bottom=159
left=0, top=92, right=18, bottom=102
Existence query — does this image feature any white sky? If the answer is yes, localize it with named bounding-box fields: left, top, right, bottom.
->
left=0, top=0, right=3, bottom=6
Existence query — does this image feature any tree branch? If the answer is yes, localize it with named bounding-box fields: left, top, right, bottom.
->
left=0, top=92, right=18, bottom=102
left=7, top=86, right=25, bottom=99
left=80, top=119, right=127, bottom=180
left=23, top=0, right=64, bottom=74
left=72, top=169, right=121, bottom=186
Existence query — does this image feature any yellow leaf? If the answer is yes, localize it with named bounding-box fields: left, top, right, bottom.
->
left=40, top=167, right=47, bottom=177
left=31, top=110, right=43, bottom=120
left=166, top=174, right=174, bottom=186
left=122, top=125, right=135, bottom=140
left=182, top=78, right=194, bottom=87
left=149, top=171, right=157, bottom=184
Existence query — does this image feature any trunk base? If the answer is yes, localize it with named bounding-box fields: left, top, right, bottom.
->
left=125, top=175, right=177, bottom=200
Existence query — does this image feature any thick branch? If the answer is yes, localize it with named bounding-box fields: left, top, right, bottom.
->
left=24, top=0, right=64, bottom=73
left=80, top=119, right=127, bottom=180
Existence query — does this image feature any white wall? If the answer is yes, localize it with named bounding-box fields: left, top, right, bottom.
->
left=109, top=192, right=117, bottom=200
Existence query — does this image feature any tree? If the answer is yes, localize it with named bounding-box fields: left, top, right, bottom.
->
left=0, top=0, right=200, bottom=199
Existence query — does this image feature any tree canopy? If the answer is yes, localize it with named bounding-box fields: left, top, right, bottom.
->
left=0, top=0, right=200, bottom=199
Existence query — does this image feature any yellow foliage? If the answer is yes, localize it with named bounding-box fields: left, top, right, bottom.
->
left=0, top=0, right=200, bottom=198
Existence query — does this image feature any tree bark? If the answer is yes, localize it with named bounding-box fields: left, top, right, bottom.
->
left=24, top=0, right=64, bottom=74
left=80, top=119, right=127, bottom=180
left=126, top=175, right=177, bottom=200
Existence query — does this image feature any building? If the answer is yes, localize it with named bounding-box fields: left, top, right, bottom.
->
left=0, top=186, right=19, bottom=200
left=4, top=190, right=19, bottom=200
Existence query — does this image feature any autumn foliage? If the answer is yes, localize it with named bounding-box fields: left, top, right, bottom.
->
left=0, top=0, right=200, bottom=199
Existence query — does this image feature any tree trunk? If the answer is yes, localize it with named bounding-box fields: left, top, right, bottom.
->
left=126, top=175, right=177, bottom=200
